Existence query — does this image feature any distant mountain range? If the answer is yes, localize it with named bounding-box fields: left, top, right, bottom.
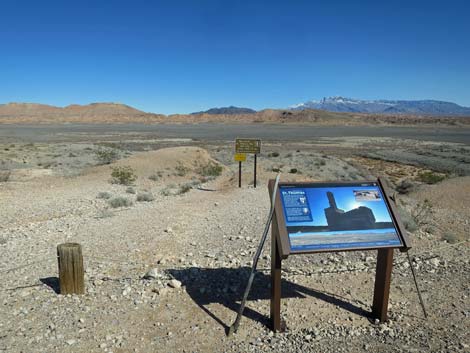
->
left=291, top=97, right=470, bottom=116
left=191, top=106, right=257, bottom=115
left=1, top=98, right=470, bottom=125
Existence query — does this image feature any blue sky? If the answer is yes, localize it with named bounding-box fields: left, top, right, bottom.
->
left=1, top=0, right=469, bottom=114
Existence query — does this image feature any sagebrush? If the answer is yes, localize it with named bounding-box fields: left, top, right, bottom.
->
left=137, top=192, right=155, bottom=202
left=198, top=162, right=223, bottom=177
left=94, top=148, right=120, bottom=165
left=107, top=197, right=133, bottom=208
left=111, top=166, right=137, bottom=185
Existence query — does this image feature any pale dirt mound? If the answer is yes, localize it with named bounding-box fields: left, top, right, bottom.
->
left=112, top=146, right=223, bottom=177
left=114, top=146, right=214, bottom=170
left=82, top=146, right=226, bottom=190
left=411, top=176, right=470, bottom=242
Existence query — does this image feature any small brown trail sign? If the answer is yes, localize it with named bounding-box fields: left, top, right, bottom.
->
left=235, top=138, right=261, bottom=154
left=235, top=139, right=261, bottom=187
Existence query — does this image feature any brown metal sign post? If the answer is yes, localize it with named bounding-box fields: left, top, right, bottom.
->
left=234, top=153, right=246, bottom=188
left=268, top=178, right=410, bottom=332
left=254, top=154, right=257, bottom=188
left=235, top=138, right=261, bottom=188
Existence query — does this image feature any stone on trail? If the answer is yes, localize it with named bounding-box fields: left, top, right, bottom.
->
left=143, top=268, right=159, bottom=280
left=168, top=279, right=182, bottom=289
left=429, top=257, right=440, bottom=268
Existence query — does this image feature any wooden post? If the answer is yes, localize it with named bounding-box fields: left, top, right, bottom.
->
left=239, top=161, right=242, bottom=188
left=270, top=221, right=283, bottom=331
left=57, top=243, right=85, bottom=295
left=254, top=154, right=257, bottom=188
left=372, top=248, right=394, bottom=322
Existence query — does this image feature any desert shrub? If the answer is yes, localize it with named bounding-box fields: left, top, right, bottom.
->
left=268, top=152, right=280, bottom=157
left=137, top=192, right=155, bottom=202
left=149, top=172, right=162, bottom=181
left=97, top=191, right=112, bottom=199
left=177, top=183, right=192, bottom=194
left=175, top=164, right=189, bottom=176
left=411, top=199, right=433, bottom=227
left=417, top=171, right=445, bottom=184
left=0, top=170, right=11, bottom=182
left=289, top=168, right=298, bottom=174
left=397, top=207, right=418, bottom=232
left=126, top=186, right=136, bottom=194
left=198, top=162, right=223, bottom=177
left=160, top=188, right=172, bottom=196
left=95, top=148, right=120, bottom=165
left=192, top=179, right=202, bottom=186
left=107, top=196, right=133, bottom=208
left=272, top=167, right=281, bottom=173
left=442, top=232, right=459, bottom=244
left=111, top=166, right=137, bottom=185
left=396, top=179, right=415, bottom=194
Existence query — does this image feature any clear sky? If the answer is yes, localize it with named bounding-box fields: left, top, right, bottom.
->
left=1, top=0, right=469, bottom=114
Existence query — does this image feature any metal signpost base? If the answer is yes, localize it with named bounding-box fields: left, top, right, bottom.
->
left=372, top=248, right=394, bottom=322
left=254, top=154, right=257, bottom=188
left=270, top=232, right=284, bottom=332
left=228, top=174, right=280, bottom=336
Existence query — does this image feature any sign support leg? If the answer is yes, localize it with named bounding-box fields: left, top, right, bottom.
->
left=253, top=154, right=257, bottom=188
left=372, top=248, right=394, bottom=322
left=270, top=229, right=282, bottom=331
left=238, top=161, right=242, bottom=188
left=406, top=251, right=428, bottom=318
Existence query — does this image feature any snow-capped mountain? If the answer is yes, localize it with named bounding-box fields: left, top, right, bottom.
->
left=291, top=96, right=470, bottom=116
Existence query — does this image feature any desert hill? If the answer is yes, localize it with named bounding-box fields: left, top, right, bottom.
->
left=0, top=102, right=165, bottom=123
left=1, top=102, right=469, bottom=126
left=169, top=108, right=470, bottom=126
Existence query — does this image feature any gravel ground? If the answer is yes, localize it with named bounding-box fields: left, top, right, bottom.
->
left=0, top=141, right=469, bottom=353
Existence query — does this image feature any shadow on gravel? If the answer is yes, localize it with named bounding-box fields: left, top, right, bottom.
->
left=40, top=277, right=60, bottom=294
left=168, top=267, right=369, bottom=333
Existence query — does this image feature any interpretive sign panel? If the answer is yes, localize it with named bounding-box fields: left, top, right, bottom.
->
left=268, top=178, right=410, bottom=331
left=279, top=181, right=403, bottom=253
left=235, top=138, right=261, bottom=154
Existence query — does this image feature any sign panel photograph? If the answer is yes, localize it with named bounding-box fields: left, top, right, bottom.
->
left=235, top=138, right=261, bottom=154
left=279, top=182, right=403, bottom=252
